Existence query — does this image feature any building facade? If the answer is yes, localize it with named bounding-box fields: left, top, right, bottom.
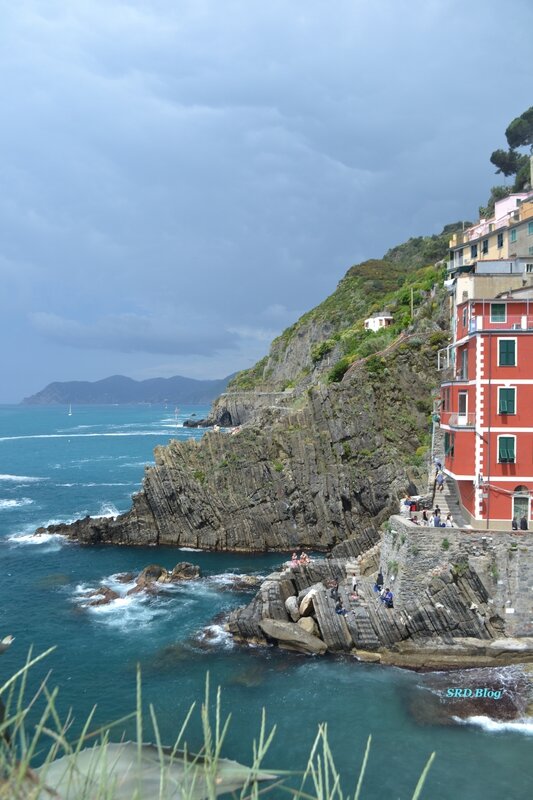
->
left=440, top=182, right=533, bottom=527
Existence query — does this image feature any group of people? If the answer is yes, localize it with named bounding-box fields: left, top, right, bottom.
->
left=411, top=507, right=455, bottom=527
left=372, top=569, right=394, bottom=608
left=511, top=516, right=528, bottom=531
left=290, top=551, right=311, bottom=567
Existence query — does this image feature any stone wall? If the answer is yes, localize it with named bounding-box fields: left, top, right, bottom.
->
left=382, top=516, right=533, bottom=636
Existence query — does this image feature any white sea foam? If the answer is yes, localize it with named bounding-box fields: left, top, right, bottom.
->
left=178, top=546, right=203, bottom=552
left=56, top=482, right=135, bottom=488
left=0, top=474, right=47, bottom=483
left=197, top=624, right=234, bottom=649
left=87, top=595, right=169, bottom=630
left=453, top=715, right=533, bottom=736
left=73, top=581, right=170, bottom=631
left=94, top=503, right=120, bottom=519
left=0, top=498, right=34, bottom=510
left=7, top=530, right=66, bottom=546
left=0, top=432, right=175, bottom=442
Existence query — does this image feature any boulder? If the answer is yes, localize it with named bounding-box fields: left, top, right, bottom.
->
left=299, top=590, right=318, bottom=617
left=352, top=649, right=382, bottom=663
left=259, top=619, right=327, bottom=655
left=170, top=562, right=201, bottom=581
left=85, top=587, right=120, bottom=607
left=297, top=617, right=318, bottom=636
left=285, top=596, right=301, bottom=622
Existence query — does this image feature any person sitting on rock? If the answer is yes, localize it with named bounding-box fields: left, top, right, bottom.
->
left=335, top=599, right=348, bottom=616
left=374, top=569, right=384, bottom=592
left=382, top=588, right=394, bottom=608
left=299, top=551, right=310, bottom=565
left=291, top=552, right=299, bottom=567
left=330, top=581, right=340, bottom=601
left=445, top=513, right=455, bottom=527
left=422, top=510, right=430, bottom=524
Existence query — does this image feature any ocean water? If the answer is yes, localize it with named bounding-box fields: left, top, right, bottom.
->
left=0, top=404, right=531, bottom=799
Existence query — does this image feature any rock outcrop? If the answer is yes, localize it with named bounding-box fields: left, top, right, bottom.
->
left=227, top=525, right=533, bottom=666
left=80, top=562, right=201, bottom=605
left=36, top=327, right=442, bottom=551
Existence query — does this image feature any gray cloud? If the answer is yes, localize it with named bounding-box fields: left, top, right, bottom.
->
left=1, top=1, right=533, bottom=400
left=29, top=311, right=239, bottom=356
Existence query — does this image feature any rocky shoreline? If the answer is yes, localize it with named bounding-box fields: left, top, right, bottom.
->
left=225, top=523, right=533, bottom=669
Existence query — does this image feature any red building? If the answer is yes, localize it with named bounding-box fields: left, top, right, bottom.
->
left=439, top=286, right=533, bottom=528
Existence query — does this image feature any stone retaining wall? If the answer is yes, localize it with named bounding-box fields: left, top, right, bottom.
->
left=381, top=516, right=533, bottom=636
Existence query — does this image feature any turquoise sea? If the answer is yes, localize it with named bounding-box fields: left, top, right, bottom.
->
left=0, top=404, right=531, bottom=799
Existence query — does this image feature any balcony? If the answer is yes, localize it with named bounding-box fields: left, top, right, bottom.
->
left=439, top=411, right=476, bottom=428
left=468, top=314, right=533, bottom=333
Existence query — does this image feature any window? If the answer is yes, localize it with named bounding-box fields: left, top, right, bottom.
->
left=510, top=229, right=517, bottom=243
left=459, top=347, right=468, bottom=379
left=462, top=306, right=467, bottom=327
left=490, top=303, right=506, bottom=323
left=444, top=432, right=455, bottom=457
left=498, top=436, right=515, bottom=463
left=458, top=392, right=467, bottom=415
left=497, top=232, right=504, bottom=248
left=529, top=246, right=533, bottom=255
left=471, top=243, right=478, bottom=259
left=498, top=387, right=516, bottom=414
left=527, top=264, right=533, bottom=273
left=482, top=239, right=489, bottom=254
left=528, top=221, right=533, bottom=235
left=498, top=338, right=516, bottom=366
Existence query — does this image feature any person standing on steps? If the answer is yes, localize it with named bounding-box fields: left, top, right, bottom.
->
left=520, top=515, right=528, bottom=531
left=512, top=518, right=518, bottom=531
left=434, top=457, right=443, bottom=475
left=436, top=471, right=445, bottom=492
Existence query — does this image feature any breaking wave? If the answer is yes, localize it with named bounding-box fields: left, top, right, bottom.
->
left=0, top=498, right=34, bottom=510
left=0, top=474, right=47, bottom=483
left=453, top=715, right=533, bottom=736
left=0, top=431, right=177, bottom=442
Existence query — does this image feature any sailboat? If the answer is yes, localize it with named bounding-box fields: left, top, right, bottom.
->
left=68, top=404, right=72, bottom=416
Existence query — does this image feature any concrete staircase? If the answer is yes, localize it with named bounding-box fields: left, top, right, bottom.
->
left=430, top=462, right=468, bottom=527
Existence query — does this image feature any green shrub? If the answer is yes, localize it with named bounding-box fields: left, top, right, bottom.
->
left=311, top=339, right=336, bottom=363
left=192, top=469, right=205, bottom=483
left=441, top=538, right=450, bottom=551
left=273, top=460, right=284, bottom=472
left=327, top=356, right=352, bottom=383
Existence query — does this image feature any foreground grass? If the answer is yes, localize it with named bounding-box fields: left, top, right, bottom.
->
left=0, top=648, right=435, bottom=799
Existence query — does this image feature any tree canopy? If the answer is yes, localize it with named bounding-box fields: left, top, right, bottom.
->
left=505, top=106, right=533, bottom=150
left=484, top=104, right=533, bottom=208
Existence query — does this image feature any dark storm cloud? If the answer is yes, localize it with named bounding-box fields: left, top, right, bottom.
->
left=1, top=0, right=533, bottom=400
left=29, top=311, right=239, bottom=356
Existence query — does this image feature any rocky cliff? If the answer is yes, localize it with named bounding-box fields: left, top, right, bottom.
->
left=227, top=520, right=533, bottom=667
left=37, top=231, right=455, bottom=550
left=39, top=319, right=445, bottom=550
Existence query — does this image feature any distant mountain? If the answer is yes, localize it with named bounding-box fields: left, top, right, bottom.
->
left=22, top=374, right=233, bottom=405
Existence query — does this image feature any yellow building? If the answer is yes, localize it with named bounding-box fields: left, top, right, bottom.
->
left=449, top=190, right=533, bottom=274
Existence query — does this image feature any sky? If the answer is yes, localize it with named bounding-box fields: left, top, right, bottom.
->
left=1, top=1, right=532, bottom=402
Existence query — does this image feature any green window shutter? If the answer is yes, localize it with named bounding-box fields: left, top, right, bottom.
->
left=499, top=339, right=516, bottom=366
left=499, top=437, right=515, bottom=462
left=499, top=388, right=515, bottom=414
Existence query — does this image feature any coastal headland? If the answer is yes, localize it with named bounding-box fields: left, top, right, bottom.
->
left=35, top=230, right=533, bottom=670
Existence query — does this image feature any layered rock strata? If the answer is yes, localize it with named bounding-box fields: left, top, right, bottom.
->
left=37, top=333, right=438, bottom=551
left=227, top=522, right=533, bottom=667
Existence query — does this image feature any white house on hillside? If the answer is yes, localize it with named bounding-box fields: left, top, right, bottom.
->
left=364, top=312, right=393, bottom=332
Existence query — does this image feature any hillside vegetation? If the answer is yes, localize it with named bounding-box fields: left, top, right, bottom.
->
left=229, top=223, right=464, bottom=392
